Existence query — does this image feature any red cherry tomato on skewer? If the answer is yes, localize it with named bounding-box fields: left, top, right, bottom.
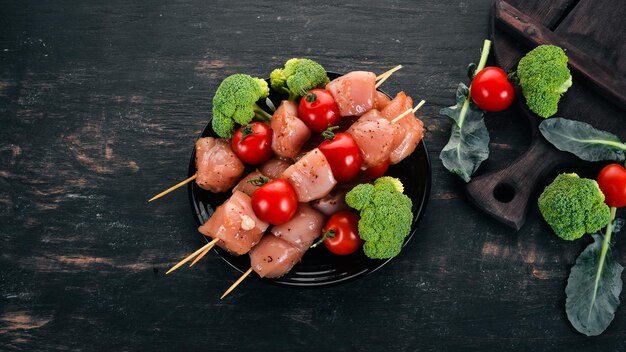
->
left=318, top=129, right=363, bottom=182
left=251, top=179, right=298, bottom=225
left=298, top=89, right=341, bottom=133
left=320, top=211, right=363, bottom=255
left=231, top=123, right=273, bottom=165
left=470, top=67, right=515, bottom=112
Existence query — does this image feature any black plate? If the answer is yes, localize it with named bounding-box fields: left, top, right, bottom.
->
left=188, top=72, right=431, bottom=287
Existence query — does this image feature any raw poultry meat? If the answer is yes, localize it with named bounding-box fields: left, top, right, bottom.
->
left=198, top=191, right=268, bottom=255
left=195, top=137, right=245, bottom=193
left=281, top=148, right=337, bottom=202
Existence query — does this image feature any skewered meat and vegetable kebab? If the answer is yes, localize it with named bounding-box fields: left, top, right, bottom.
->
left=149, top=58, right=426, bottom=298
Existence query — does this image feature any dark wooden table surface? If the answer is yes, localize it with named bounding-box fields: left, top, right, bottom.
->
left=1, top=1, right=625, bottom=351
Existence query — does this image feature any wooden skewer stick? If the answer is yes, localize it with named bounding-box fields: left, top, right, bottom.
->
left=148, top=174, right=197, bottom=202
left=390, top=100, right=427, bottom=124
left=166, top=238, right=219, bottom=275
left=391, top=108, right=414, bottom=124
left=189, top=245, right=213, bottom=268
left=375, top=65, right=402, bottom=89
left=221, top=267, right=254, bottom=299
left=412, top=99, right=426, bottom=113
left=375, top=65, right=402, bottom=81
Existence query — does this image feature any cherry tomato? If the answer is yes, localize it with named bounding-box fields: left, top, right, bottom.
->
left=298, top=89, right=341, bottom=133
left=231, top=123, right=273, bottom=165
left=251, top=179, right=298, bottom=225
left=318, top=130, right=363, bottom=182
left=321, top=211, right=363, bottom=255
left=470, top=67, right=515, bottom=112
left=597, top=164, right=626, bottom=208
left=362, top=159, right=390, bottom=179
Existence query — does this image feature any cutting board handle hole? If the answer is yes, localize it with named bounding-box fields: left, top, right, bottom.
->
left=493, top=182, right=515, bottom=203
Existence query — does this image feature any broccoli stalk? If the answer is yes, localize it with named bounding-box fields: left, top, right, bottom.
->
left=345, top=177, right=413, bottom=259
left=515, top=45, right=572, bottom=118
left=211, top=74, right=271, bottom=138
left=270, top=58, right=330, bottom=101
left=538, top=173, right=611, bottom=240
left=592, top=206, right=618, bottom=305
left=253, top=105, right=272, bottom=121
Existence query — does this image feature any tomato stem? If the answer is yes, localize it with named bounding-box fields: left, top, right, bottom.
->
left=322, top=126, right=339, bottom=140
left=247, top=176, right=269, bottom=187
left=238, top=124, right=258, bottom=144
left=310, top=229, right=336, bottom=248
left=305, top=91, right=318, bottom=103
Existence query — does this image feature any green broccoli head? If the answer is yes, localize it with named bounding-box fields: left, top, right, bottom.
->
left=374, top=176, right=405, bottom=194
left=211, top=74, right=271, bottom=138
left=270, top=58, right=330, bottom=100
left=345, top=177, right=413, bottom=259
left=363, top=239, right=404, bottom=260
left=344, top=184, right=375, bottom=211
left=517, top=45, right=572, bottom=118
left=269, top=68, right=287, bottom=93
left=538, top=173, right=611, bottom=240
left=358, top=190, right=413, bottom=243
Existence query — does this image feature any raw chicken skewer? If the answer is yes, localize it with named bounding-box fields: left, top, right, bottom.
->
left=346, top=101, right=426, bottom=168
left=148, top=137, right=245, bottom=202
left=185, top=173, right=269, bottom=267
left=165, top=170, right=271, bottom=274
left=166, top=189, right=269, bottom=275
left=380, top=92, right=427, bottom=165
left=326, top=68, right=404, bottom=118
left=270, top=100, right=311, bottom=159
left=392, top=100, right=426, bottom=123
left=221, top=204, right=325, bottom=299
left=219, top=237, right=304, bottom=299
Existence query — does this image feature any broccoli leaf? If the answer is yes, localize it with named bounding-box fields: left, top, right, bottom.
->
left=539, top=118, right=626, bottom=162
left=439, top=83, right=490, bottom=182
left=565, top=233, right=623, bottom=336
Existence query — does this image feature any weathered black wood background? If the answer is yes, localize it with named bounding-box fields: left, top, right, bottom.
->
left=1, top=0, right=624, bottom=351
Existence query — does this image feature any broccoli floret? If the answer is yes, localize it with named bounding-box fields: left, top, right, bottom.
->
left=516, top=45, right=572, bottom=118
left=211, top=74, right=272, bottom=138
left=345, top=177, right=413, bottom=259
left=363, top=239, right=404, bottom=260
left=538, top=173, right=611, bottom=240
left=375, top=176, right=404, bottom=194
left=270, top=58, right=330, bottom=100
left=344, top=184, right=375, bottom=211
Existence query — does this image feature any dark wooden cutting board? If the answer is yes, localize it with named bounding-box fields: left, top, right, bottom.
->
left=465, top=0, right=626, bottom=230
